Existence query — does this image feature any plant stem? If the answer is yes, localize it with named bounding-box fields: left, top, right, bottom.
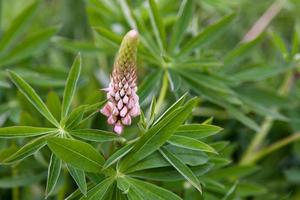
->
left=155, top=71, right=168, bottom=114
left=240, top=71, right=294, bottom=165
left=246, top=132, right=300, bottom=164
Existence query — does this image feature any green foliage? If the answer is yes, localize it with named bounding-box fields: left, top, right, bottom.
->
left=0, top=0, right=300, bottom=199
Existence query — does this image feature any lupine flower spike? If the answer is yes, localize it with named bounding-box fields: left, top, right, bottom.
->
left=100, top=30, right=140, bottom=134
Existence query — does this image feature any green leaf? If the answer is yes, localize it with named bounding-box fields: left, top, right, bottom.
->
left=61, top=54, right=82, bottom=119
left=222, top=181, right=238, bottom=200
left=225, top=104, right=260, bottom=132
left=119, top=98, right=198, bottom=172
left=3, top=136, right=47, bottom=164
left=231, top=63, right=296, bottom=83
left=0, top=172, right=46, bottom=188
left=8, top=71, right=60, bottom=127
left=47, top=137, right=105, bottom=173
left=0, top=1, right=38, bottom=52
left=179, top=13, right=235, bottom=56
left=168, top=135, right=218, bottom=154
left=80, top=178, right=114, bottom=200
left=0, top=27, right=58, bottom=67
left=103, top=144, right=134, bottom=169
left=63, top=105, right=86, bottom=129
left=169, top=0, right=193, bottom=52
left=159, top=147, right=202, bottom=193
left=148, top=0, right=166, bottom=52
left=127, top=177, right=182, bottom=200
left=93, top=26, right=122, bottom=46
left=126, top=145, right=208, bottom=173
left=138, top=70, right=162, bottom=105
left=167, top=69, right=182, bottom=92
left=65, top=183, right=93, bottom=200
left=291, top=26, right=299, bottom=57
left=0, top=126, right=57, bottom=138
left=153, top=93, right=187, bottom=125
left=236, top=182, right=267, bottom=197
left=67, top=165, right=87, bottom=196
left=70, top=129, right=120, bottom=142
left=46, top=154, right=62, bottom=197
left=53, top=36, right=102, bottom=54
left=269, top=31, right=288, bottom=59
left=129, top=164, right=212, bottom=182
left=207, top=166, right=259, bottom=180
left=46, top=91, right=62, bottom=122
left=174, top=124, right=222, bottom=139
left=146, top=96, right=157, bottom=128
left=224, top=34, right=263, bottom=65
left=116, top=176, right=131, bottom=193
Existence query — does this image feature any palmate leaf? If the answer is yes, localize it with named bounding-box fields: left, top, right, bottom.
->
left=47, top=137, right=105, bottom=173
left=8, top=71, right=60, bottom=127
left=127, top=177, right=182, bottom=200
left=61, top=54, right=82, bottom=119
left=179, top=13, right=235, bottom=56
left=119, top=97, right=198, bottom=172
left=2, top=136, right=47, bottom=164
left=0, top=126, right=57, bottom=138
left=67, top=165, right=87, bottom=196
left=46, top=154, right=62, bottom=197
left=159, top=147, right=202, bottom=193
left=0, top=1, right=38, bottom=52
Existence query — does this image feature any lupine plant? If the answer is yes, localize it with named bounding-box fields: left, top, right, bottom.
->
left=1, top=0, right=300, bottom=199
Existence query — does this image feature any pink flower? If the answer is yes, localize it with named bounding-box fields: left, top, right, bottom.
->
left=100, top=30, right=140, bottom=134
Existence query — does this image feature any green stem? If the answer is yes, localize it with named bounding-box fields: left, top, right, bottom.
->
left=240, top=71, right=294, bottom=165
left=246, top=132, right=300, bottom=164
left=155, top=71, right=168, bottom=114
left=240, top=116, right=273, bottom=165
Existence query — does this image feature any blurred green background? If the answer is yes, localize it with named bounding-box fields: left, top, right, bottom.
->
left=0, top=0, right=300, bottom=199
